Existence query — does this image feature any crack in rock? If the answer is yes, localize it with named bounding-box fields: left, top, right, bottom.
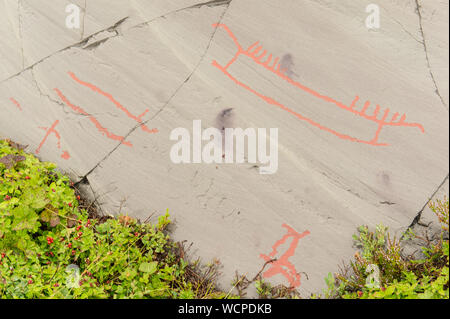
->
left=406, top=173, right=449, bottom=232
left=75, top=2, right=233, bottom=184
left=389, top=15, right=423, bottom=44
left=414, top=0, right=448, bottom=110
left=0, top=16, right=129, bottom=83
left=31, top=67, right=120, bottom=120
left=30, top=67, right=76, bottom=116
left=2, top=0, right=233, bottom=83
left=191, top=0, right=232, bottom=9
left=132, top=0, right=231, bottom=29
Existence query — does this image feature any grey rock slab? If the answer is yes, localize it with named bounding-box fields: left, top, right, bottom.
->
left=0, top=0, right=448, bottom=296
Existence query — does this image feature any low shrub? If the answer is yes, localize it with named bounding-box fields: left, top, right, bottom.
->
left=322, top=198, right=449, bottom=299
left=0, top=139, right=221, bottom=299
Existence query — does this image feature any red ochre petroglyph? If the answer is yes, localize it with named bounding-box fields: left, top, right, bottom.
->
left=260, top=224, right=310, bottom=288
left=11, top=72, right=158, bottom=161
left=211, top=24, right=425, bottom=146
left=54, top=71, right=158, bottom=147
left=36, top=120, right=70, bottom=160
left=9, top=98, right=22, bottom=111
left=67, top=72, right=158, bottom=135
left=54, top=88, right=133, bottom=147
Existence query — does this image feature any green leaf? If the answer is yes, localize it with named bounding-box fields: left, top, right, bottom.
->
left=11, top=205, right=40, bottom=231
left=139, top=262, right=158, bottom=274
left=22, top=188, right=49, bottom=210
left=96, top=222, right=111, bottom=234
left=120, top=267, right=137, bottom=281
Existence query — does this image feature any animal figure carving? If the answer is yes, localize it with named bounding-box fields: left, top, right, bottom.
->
left=260, top=224, right=310, bottom=288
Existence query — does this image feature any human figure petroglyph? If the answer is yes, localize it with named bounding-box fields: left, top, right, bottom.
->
left=36, top=120, right=70, bottom=160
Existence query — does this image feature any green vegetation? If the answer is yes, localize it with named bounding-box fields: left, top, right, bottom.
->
left=321, top=198, right=449, bottom=299
left=0, top=139, right=225, bottom=299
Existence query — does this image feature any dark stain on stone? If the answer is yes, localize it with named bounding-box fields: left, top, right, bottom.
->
left=280, top=54, right=298, bottom=79
left=216, top=108, right=234, bottom=132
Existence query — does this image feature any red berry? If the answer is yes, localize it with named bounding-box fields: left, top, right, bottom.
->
left=54, top=283, right=59, bottom=287
left=68, top=203, right=73, bottom=207
left=77, top=195, right=81, bottom=200
left=67, top=243, right=72, bottom=248
left=25, top=176, right=30, bottom=180
left=1, top=253, right=5, bottom=259
left=28, top=280, right=33, bottom=284
left=72, top=250, right=76, bottom=255
left=52, top=189, right=56, bottom=192
left=4, top=195, right=11, bottom=201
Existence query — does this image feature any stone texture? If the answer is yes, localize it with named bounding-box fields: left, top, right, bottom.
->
left=0, top=0, right=448, bottom=296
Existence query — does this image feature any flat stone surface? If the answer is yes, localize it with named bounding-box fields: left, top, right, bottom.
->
left=0, top=0, right=448, bottom=296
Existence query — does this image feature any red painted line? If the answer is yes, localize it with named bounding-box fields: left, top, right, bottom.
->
left=212, top=23, right=425, bottom=146
left=67, top=72, right=158, bottom=134
left=9, top=98, right=22, bottom=111
left=36, top=120, right=60, bottom=154
left=260, top=224, right=310, bottom=288
left=54, top=88, right=133, bottom=147
left=212, top=61, right=388, bottom=146
left=35, top=120, right=70, bottom=160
